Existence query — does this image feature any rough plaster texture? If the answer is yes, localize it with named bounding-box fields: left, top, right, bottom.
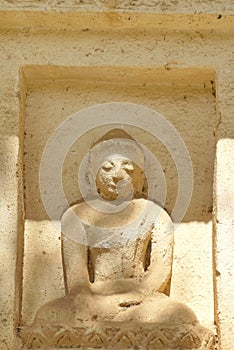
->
left=0, top=0, right=234, bottom=14
left=22, top=220, right=64, bottom=325
left=0, top=1, right=233, bottom=350
left=214, top=139, right=234, bottom=350
left=0, top=136, right=19, bottom=350
left=170, top=221, right=214, bottom=327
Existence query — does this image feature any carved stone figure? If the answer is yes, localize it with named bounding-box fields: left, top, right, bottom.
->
left=21, top=130, right=214, bottom=349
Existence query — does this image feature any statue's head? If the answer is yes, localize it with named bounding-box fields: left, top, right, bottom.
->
left=96, top=156, right=144, bottom=201
left=89, top=129, right=146, bottom=201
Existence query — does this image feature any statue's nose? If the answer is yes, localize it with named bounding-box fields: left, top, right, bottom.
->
left=112, top=170, right=127, bottom=184
left=113, top=175, right=123, bottom=184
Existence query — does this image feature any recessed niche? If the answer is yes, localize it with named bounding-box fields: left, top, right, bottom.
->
left=23, top=65, right=216, bottom=223
left=21, top=65, right=216, bottom=327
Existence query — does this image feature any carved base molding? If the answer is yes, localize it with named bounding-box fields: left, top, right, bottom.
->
left=21, top=321, right=214, bottom=349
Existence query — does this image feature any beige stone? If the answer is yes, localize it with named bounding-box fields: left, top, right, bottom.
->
left=214, top=139, right=234, bottom=350
left=0, top=135, right=20, bottom=350
left=21, top=140, right=214, bottom=348
left=23, top=67, right=216, bottom=222
left=0, top=1, right=233, bottom=349
left=170, top=221, right=214, bottom=327
left=21, top=220, right=64, bottom=325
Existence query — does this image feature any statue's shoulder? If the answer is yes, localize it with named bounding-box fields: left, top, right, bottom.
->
left=133, top=198, right=172, bottom=221
left=61, top=200, right=87, bottom=224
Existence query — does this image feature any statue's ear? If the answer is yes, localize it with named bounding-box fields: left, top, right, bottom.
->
left=133, top=163, right=147, bottom=198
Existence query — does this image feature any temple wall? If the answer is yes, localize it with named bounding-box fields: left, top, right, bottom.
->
left=0, top=1, right=233, bottom=349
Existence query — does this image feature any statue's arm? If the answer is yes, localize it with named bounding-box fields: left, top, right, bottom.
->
left=61, top=235, right=90, bottom=294
left=140, top=208, right=174, bottom=295
left=61, top=206, right=90, bottom=294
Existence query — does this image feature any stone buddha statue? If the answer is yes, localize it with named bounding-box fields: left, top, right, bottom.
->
left=22, top=130, right=214, bottom=349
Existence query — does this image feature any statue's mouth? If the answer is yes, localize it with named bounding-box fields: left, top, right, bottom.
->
left=108, top=184, right=117, bottom=193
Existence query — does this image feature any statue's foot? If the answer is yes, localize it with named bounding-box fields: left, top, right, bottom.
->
left=32, top=291, right=134, bottom=326
left=22, top=292, right=214, bottom=349
left=114, top=292, right=197, bottom=324
left=33, top=293, right=95, bottom=326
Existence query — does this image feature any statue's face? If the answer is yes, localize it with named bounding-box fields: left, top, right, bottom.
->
left=96, top=157, right=143, bottom=201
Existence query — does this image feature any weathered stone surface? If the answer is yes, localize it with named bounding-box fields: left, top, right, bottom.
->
left=215, top=139, right=234, bottom=350
left=20, top=130, right=214, bottom=348
left=22, top=220, right=64, bottom=325
left=0, top=0, right=234, bottom=13
left=0, top=135, right=19, bottom=350
left=0, top=1, right=233, bottom=349
left=21, top=321, right=214, bottom=349
left=170, top=221, right=214, bottom=327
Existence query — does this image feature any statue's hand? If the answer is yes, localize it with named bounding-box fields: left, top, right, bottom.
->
left=113, top=290, right=144, bottom=308
left=91, top=278, right=142, bottom=295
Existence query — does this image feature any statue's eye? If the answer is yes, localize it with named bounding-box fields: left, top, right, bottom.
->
left=102, top=162, right=113, bottom=171
left=123, top=163, right=134, bottom=173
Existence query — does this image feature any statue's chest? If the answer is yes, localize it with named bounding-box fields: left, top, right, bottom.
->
left=88, top=231, right=151, bottom=282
